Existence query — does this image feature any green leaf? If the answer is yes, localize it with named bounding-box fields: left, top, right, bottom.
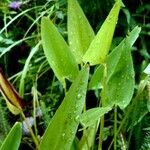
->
left=89, top=26, right=141, bottom=90
left=83, top=0, right=122, bottom=65
left=41, top=17, right=79, bottom=86
left=106, top=39, right=135, bottom=109
left=68, top=0, right=95, bottom=63
left=80, top=107, right=111, bottom=128
left=105, top=27, right=141, bottom=109
left=0, top=122, right=22, bottom=150
left=39, top=65, right=89, bottom=150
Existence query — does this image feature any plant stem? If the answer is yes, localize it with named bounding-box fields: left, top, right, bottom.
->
left=32, top=85, right=38, bottom=137
left=99, top=116, right=104, bottom=150
left=98, top=63, right=107, bottom=150
left=21, top=112, right=39, bottom=149
left=114, top=105, right=117, bottom=150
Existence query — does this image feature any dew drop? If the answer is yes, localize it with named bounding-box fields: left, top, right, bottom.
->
left=121, top=75, right=125, bottom=78
left=75, top=115, right=80, bottom=121
left=75, top=104, right=79, bottom=109
left=62, top=133, right=65, bottom=138
left=79, top=16, right=82, bottom=19
left=118, top=82, right=121, bottom=86
left=77, top=93, right=82, bottom=99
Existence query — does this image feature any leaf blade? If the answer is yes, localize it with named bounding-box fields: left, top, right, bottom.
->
left=89, top=26, right=141, bottom=90
left=41, top=17, right=79, bottom=86
left=83, top=0, right=122, bottom=65
left=105, top=27, right=141, bottom=109
left=39, top=65, right=89, bottom=150
left=0, top=122, right=22, bottom=150
left=80, top=107, right=111, bottom=128
left=68, top=0, right=95, bottom=63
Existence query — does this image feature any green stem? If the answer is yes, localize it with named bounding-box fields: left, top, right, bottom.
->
left=108, top=110, right=128, bottom=150
left=99, top=116, right=104, bottom=150
left=114, top=105, right=117, bottom=150
left=32, top=85, right=38, bottom=137
left=98, top=63, right=107, bottom=150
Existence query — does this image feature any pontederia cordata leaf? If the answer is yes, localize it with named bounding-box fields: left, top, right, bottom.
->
left=83, top=0, right=121, bottom=65
left=68, top=0, right=95, bottom=63
left=39, top=65, right=89, bottom=150
left=106, top=45, right=133, bottom=109
left=41, top=17, right=79, bottom=86
left=0, top=122, right=22, bottom=150
left=105, top=27, right=141, bottom=109
left=89, top=26, right=141, bottom=90
left=80, top=107, right=111, bottom=128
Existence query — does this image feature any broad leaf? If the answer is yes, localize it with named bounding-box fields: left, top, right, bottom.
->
left=83, top=0, right=121, bottom=65
left=39, top=65, right=89, bottom=150
left=0, top=122, right=22, bottom=150
left=41, top=17, right=79, bottom=86
left=106, top=39, right=135, bottom=109
left=89, top=26, right=141, bottom=90
left=68, top=0, right=95, bottom=63
left=80, top=107, right=111, bottom=128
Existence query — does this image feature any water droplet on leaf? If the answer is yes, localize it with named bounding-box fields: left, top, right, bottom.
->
left=77, top=93, right=82, bottom=99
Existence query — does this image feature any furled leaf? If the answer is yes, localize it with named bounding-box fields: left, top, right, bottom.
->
left=41, top=17, right=79, bottom=86
left=68, top=0, right=95, bottom=63
left=89, top=26, right=141, bottom=90
left=83, top=0, right=122, bottom=65
left=39, top=65, right=89, bottom=150
left=0, top=122, right=22, bottom=150
left=0, top=68, right=24, bottom=115
left=80, top=107, right=111, bottom=128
